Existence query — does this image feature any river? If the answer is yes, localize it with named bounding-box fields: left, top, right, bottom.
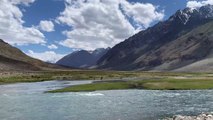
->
left=0, top=80, right=212, bottom=120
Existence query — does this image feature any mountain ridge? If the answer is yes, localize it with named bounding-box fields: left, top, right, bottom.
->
left=97, top=5, right=213, bottom=71
left=0, top=39, right=62, bottom=71
left=56, top=48, right=110, bottom=68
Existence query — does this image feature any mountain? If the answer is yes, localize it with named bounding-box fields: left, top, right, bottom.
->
left=56, top=48, right=110, bottom=68
left=0, top=39, right=60, bottom=71
left=97, top=5, right=213, bottom=71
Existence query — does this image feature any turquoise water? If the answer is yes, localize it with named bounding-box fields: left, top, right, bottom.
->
left=0, top=80, right=212, bottom=120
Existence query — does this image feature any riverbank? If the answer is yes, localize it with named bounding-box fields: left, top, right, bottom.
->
left=1, top=70, right=213, bottom=92
left=1, top=85, right=212, bottom=120
left=0, top=70, right=199, bottom=84
left=48, top=78, right=213, bottom=92
left=163, top=112, right=213, bottom=120
left=0, top=70, right=141, bottom=84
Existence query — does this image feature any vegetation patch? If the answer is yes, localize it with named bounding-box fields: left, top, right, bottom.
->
left=48, top=82, right=131, bottom=93
left=48, top=79, right=213, bottom=92
left=0, top=70, right=140, bottom=84
left=141, top=79, right=213, bottom=90
left=1, top=70, right=213, bottom=92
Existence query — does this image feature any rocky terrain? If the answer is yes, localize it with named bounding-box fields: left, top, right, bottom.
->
left=163, top=112, right=213, bottom=120
left=97, top=5, right=213, bottom=72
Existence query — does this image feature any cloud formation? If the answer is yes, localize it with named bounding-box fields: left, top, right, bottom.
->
left=57, top=0, right=164, bottom=50
left=39, top=20, right=55, bottom=32
left=48, top=44, right=58, bottom=49
left=9, top=0, right=35, bottom=6
left=0, top=0, right=46, bottom=45
left=121, top=1, right=164, bottom=28
left=187, top=0, right=213, bottom=8
left=26, top=50, right=65, bottom=63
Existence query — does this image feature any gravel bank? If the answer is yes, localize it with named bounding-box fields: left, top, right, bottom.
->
left=163, top=112, right=213, bottom=120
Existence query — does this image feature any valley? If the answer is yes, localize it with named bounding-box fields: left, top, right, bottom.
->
left=0, top=3, right=213, bottom=120
left=1, top=70, right=213, bottom=92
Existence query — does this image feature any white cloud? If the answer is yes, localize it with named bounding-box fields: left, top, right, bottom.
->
left=121, top=1, right=164, bottom=28
left=26, top=50, right=65, bottom=63
left=0, top=0, right=45, bottom=45
left=39, top=20, right=55, bottom=32
left=10, top=0, right=35, bottom=6
left=187, top=0, right=213, bottom=8
left=48, top=44, right=58, bottom=49
left=57, top=0, right=164, bottom=50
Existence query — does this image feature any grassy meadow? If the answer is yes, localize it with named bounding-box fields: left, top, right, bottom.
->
left=0, top=70, right=140, bottom=84
left=1, top=70, right=213, bottom=92
left=48, top=78, right=213, bottom=93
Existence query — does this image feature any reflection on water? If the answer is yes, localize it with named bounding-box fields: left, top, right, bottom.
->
left=0, top=80, right=212, bottom=120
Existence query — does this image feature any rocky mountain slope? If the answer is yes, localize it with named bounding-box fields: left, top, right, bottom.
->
left=97, top=5, right=213, bottom=71
left=56, top=48, right=110, bottom=68
left=0, top=39, right=60, bottom=71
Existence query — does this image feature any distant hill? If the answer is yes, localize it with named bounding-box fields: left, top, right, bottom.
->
left=0, top=39, right=61, bottom=71
left=56, top=48, right=110, bottom=68
left=97, top=5, right=213, bottom=72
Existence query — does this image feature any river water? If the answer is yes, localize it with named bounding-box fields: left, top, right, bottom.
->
left=0, top=80, right=212, bottom=120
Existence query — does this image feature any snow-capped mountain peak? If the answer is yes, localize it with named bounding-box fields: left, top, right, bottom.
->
left=169, top=4, right=213, bottom=25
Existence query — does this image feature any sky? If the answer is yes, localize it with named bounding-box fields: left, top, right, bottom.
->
left=0, top=0, right=212, bottom=63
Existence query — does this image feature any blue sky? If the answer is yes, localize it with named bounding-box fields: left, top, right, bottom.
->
left=0, top=0, right=210, bottom=62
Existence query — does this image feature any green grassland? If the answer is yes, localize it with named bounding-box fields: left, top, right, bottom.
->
left=1, top=70, right=213, bottom=91
left=0, top=70, right=140, bottom=84
left=0, top=70, right=192, bottom=84
left=48, top=78, right=213, bottom=93
left=48, top=82, right=131, bottom=92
